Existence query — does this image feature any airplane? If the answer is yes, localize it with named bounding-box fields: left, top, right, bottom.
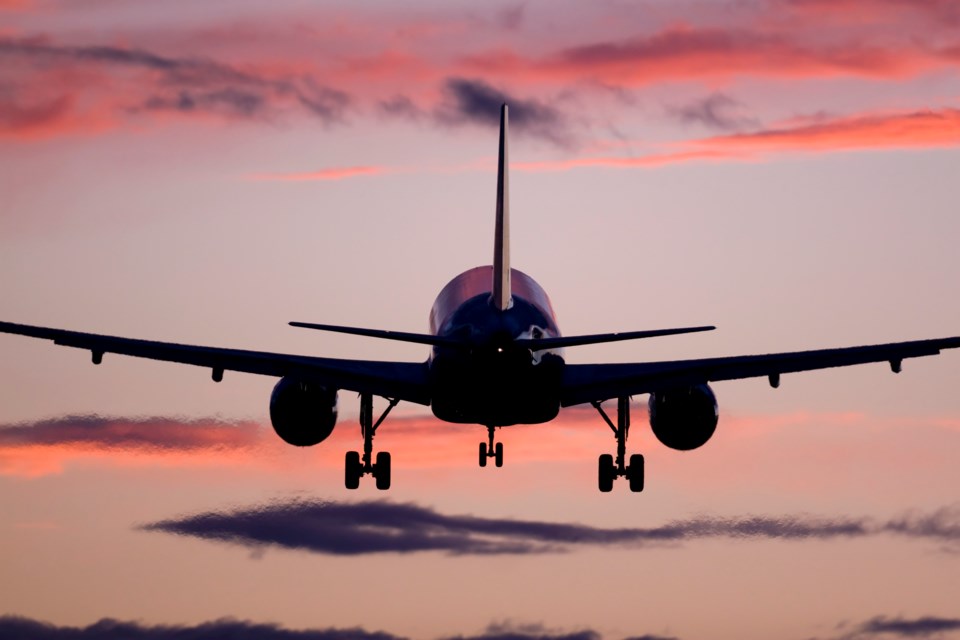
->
left=1, top=104, right=958, bottom=493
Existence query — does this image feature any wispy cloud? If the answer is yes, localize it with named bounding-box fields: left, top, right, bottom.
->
left=142, top=499, right=960, bottom=557
left=0, top=414, right=264, bottom=476
left=463, top=25, right=940, bottom=88
left=0, top=37, right=351, bottom=138
left=517, top=107, right=960, bottom=172
left=665, top=93, right=759, bottom=131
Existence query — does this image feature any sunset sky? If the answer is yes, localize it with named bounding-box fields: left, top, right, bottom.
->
left=1, top=1, right=959, bottom=639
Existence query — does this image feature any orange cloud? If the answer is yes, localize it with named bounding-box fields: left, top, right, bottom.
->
left=705, top=107, right=960, bottom=152
left=0, top=416, right=266, bottom=477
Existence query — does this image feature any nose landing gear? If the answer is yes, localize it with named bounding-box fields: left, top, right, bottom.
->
left=592, top=396, right=644, bottom=492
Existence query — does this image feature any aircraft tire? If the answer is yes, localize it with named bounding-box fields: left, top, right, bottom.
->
left=345, top=451, right=362, bottom=490
left=598, top=454, right=615, bottom=492
left=494, top=442, right=504, bottom=467
left=479, top=442, right=488, bottom=467
left=628, top=454, right=644, bottom=492
left=375, top=451, right=391, bottom=490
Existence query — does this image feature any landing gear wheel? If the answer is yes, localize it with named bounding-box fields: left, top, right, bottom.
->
left=627, top=453, right=644, bottom=493
left=345, top=451, right=362, bottom=490
left=494, top=442, right=504, bottom=468
left=374, top=451, right=392, bottom=490
left=479, top=442, right=488, bottom=467
left=598, top=454, right=615, bottom=492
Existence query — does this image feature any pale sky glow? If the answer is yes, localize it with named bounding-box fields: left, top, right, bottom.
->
left=1, top=1, right=959, bottom=639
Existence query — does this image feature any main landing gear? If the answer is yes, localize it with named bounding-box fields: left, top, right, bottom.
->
left=345, top=393, right=399, bottom=491
left=592, top=396, right=644, bottom=493
left=479, top=425, right=504, bottom=468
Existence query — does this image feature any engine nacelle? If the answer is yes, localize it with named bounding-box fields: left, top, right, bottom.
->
left=269, top=377, right=338, bottom=447
left=648, top=383, right=719, bottom=451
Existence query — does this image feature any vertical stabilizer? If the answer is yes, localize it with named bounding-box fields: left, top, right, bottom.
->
left=492, top=104, right=512, bottom=311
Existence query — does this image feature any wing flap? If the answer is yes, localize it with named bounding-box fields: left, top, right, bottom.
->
left=561, top=336, right=960, bottom=406
left=0, top=320, right=431, bottom=405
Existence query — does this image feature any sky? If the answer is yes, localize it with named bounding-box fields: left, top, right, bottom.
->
left=1, top=0, right=959, bottom=638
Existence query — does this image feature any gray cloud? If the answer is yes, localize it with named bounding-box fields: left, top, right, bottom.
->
left=0, top=37, right=351, bottom=127
left=0, top=617, right=637, bottom=640
left=665, top=93, right=759, bottom=131
left=0, top=616, right=404, bottom=640
left=378, top=95, right=425, bottom=120
left=141, top=499, right=960, bottom=557
left=435, top=78, right=571, bottom=145
left=859, top=616, right=960, bottom=637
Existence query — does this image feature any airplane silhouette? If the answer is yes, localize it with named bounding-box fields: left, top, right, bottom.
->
left=2, top=105, right=958, bottom=492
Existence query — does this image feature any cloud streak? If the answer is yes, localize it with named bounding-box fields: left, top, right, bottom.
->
left=517, top=107, right=960, bottom=172
left=0, top=415, right=264, bottom=476
left=141, top=499, right=960, bottom=556
left=463, top=25, right=943, bottom=88
left=856, top=616, right=960, bottom=637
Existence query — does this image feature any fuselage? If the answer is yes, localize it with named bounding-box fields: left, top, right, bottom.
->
left=428, top=266, right=565, bottom=426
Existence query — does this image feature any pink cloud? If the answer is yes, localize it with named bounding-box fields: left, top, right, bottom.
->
left=785, top=0, right=960, bottom=25
left=516, top=107, right=960, bottom=172
left=0, top=416, right=265, bottom=477
left=0, top=0, right=31, bottom=11
left=461, top=25, right=939, bottom=88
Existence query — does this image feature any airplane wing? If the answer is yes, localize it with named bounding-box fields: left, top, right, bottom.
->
left=560, top=336, right=960, bottom=407
left=0, top=320, right=431, bottom=405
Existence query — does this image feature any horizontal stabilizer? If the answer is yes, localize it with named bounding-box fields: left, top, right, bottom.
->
left=515, top=325, right=716, bottom=350
left=289, top=321, right=464, bottom=348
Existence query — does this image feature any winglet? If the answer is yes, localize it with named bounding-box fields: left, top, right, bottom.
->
left=491, top=103, right=512, bottom=311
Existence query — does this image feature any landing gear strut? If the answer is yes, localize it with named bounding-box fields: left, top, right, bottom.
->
left=479, top=425, right=504, bottom=468
left=592, top=396, right=644, bottom=493
left=345, top=393, right=399, bottom=490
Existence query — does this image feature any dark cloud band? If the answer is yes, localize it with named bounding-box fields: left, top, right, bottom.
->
left=141, top=499, right=960, bottom=557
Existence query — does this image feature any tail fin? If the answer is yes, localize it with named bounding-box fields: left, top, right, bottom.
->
left=492, top=103, right=512, bottom=311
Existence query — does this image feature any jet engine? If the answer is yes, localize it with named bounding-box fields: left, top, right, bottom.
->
left=648, top=383, right=719, bottom=451
left=269, top=377, right=338, bottom=446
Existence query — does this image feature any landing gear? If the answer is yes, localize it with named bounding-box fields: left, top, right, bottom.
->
left=344, top=393, right=399, bottom=490
left=479, top=426, right=504, bottom=468
left=591, top=396, right=644, bottom=493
